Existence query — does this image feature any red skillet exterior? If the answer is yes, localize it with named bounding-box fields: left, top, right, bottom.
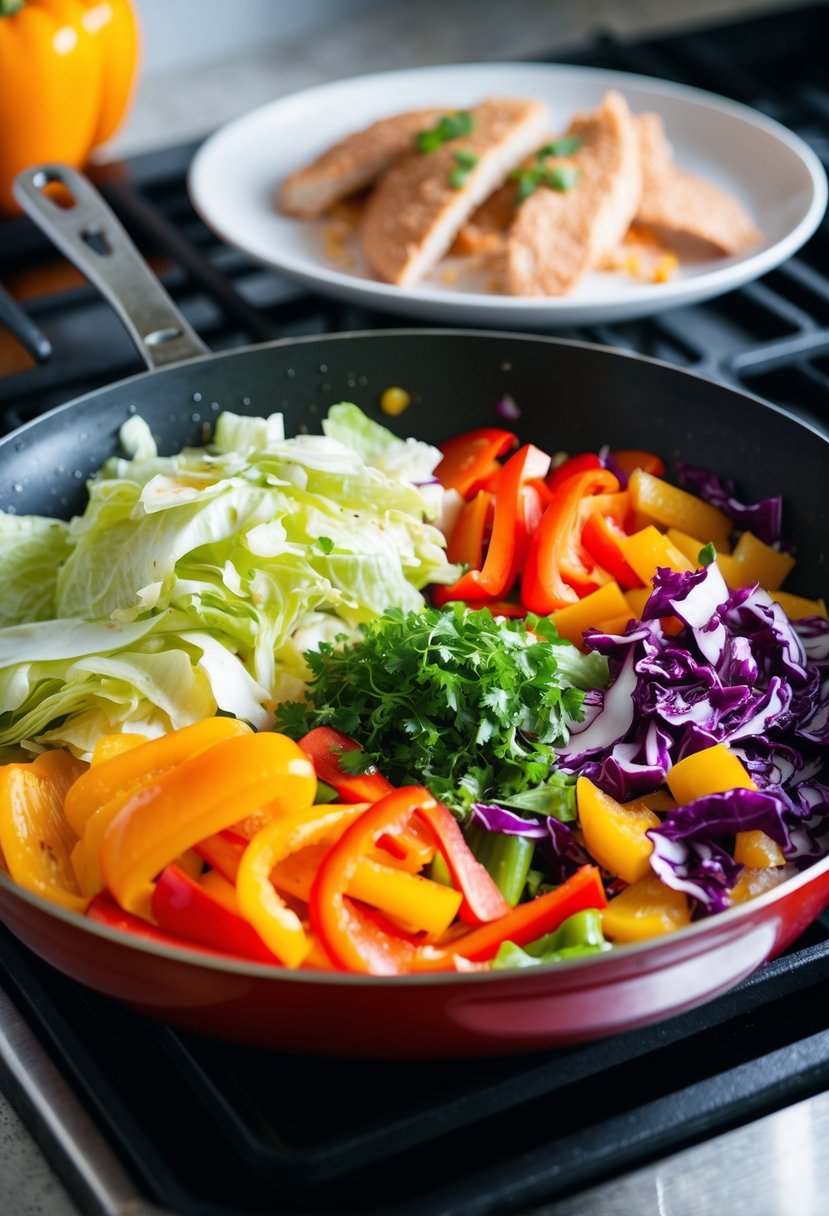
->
left=2, top=856, right=829, bottom=1059
left=0, top=331, right=827, bottom=1058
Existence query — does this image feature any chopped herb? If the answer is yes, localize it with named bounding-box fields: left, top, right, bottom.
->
left=274, top=604, right=608, bottom=816
left=416, top=111, right=474, bottom=153
left=698, top=541, right=717, bottom=567
left=448, top=149, right=479, bottom=189
left=537, top=135, right=583, bottom=159
left=317, top=536, right=334, bottom=554
left=510, top=161, right=582, bottom=203
left=547, top=165, right=582, bottom=191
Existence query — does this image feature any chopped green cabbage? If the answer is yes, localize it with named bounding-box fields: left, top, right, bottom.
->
left=0, top=405, right=459, bottom=757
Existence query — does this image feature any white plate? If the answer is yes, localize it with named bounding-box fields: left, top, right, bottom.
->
left=188, top=62, right=828, bottom=329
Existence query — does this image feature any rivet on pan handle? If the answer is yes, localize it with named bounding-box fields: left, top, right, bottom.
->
left=13, top=163, right=211, bottom=372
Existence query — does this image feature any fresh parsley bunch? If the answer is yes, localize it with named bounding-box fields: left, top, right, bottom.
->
left=275, top=604, right=608, bottom=816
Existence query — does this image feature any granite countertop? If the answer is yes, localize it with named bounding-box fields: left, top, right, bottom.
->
left=0, top=2, right=814, bottom=1213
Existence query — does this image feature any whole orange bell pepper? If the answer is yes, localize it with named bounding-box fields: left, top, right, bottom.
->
left=0, top=0, right=141, bottom=214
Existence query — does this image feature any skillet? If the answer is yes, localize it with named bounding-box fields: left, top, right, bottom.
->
left=0, top=165, right=826, bottom=1059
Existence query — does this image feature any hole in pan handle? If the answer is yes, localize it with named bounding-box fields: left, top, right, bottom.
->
left=12, top=164, right=210, bottom=373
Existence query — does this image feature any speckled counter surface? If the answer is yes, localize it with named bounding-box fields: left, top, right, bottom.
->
left=0, top=1, right=816, bottom=1213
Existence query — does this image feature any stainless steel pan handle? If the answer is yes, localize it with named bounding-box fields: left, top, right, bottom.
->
left=13, top=164, right=210, bottom=371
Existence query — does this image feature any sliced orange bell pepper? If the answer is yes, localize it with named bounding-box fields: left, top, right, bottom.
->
left=608, top=449, right=666, bottom=480
left=441, top=443, right=552, bottom=602
left=716, top=530, right=796, bottom=592
left=89, top=733, right=149, bottom=766
left=773, top=591, right=828, bottom=621
left=100, top=732, right=316, bottom=920
left=521, top=468, right=619, bottom=613
left=733, top=830, right=785, bottom=868
left=0, top=750, right=88, bottom=912
left=445, top=488, right=493, bottom=568
left=64, top=716, right=252, bottom=834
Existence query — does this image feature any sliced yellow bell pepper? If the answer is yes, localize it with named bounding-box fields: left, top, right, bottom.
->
left=716, top=531, right=795, bottom=592
left=602, top=874, right=691, bottom=941
left=773, top=591, right=828, bottom=621
left=551, top=581, right=630, bottom=648
left=576, top=776, right=660, bottom=884
left=101, top=732, right=316, bottom=920
left=628, top=468, right=733, bottom=550
left=0, top=750, right=88, bottom=911
left=667, top=743, right=756, bottom=804
left=733, top=829, right=785, bottom=868
left=618, top=526, right=695, bottom=585
left=665, top=528, right=717, bottom=564
left=625, top=586, right=652, bottom=619
left=730, top=864, right=798, bottom=904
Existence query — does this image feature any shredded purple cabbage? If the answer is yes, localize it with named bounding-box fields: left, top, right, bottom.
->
left=674, top=460, right=783, bottom=545
left=470, top=803, right=590, bottom=882
left=558, top=564, right=829, bottom=912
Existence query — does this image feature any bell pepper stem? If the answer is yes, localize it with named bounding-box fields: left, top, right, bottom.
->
left=0, top=0, right=25, bottom=16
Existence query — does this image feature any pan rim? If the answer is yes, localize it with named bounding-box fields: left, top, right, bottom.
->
left=2, top=327, right=828, bottom=453
left=2, top=847, right=827, bottom=987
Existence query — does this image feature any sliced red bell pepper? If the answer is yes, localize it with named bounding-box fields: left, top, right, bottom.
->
left=445, top=488, right=493, bottom=568
left=410, top=865, right=607, bottom=971
left=151, top=864, right=280, bottom=964
left=298, top=726, right=394, bottom=803
left=435, top=427, right=518, bottom=498
left=298, top=727, right=430, bottom=866
left=521, top=467, right=620, bottom=613
left=86, top=890, right=228, bottom=957
left=442, top=443, right=552, bottom=602
left=413, top=801, right=509, bottom=925
left=548, top=451, right=602, bottom=492
left=581, top=511, right=642, bottom=589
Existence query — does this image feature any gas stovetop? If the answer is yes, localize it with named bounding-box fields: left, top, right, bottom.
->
left=1, top=6, right=829, bottom=1216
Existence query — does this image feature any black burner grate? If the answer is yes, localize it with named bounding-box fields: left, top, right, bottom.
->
left=4, top=916, right=829, bottom=1216
left=1, top=5, right=829, bottom=1216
